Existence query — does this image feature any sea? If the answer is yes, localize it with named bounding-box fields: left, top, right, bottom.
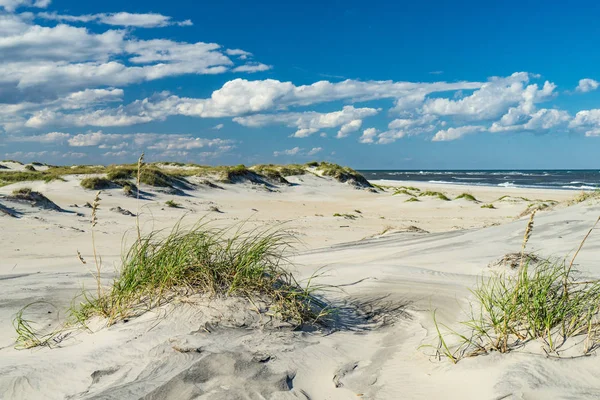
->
left=358, top=170, right=600, bottom=191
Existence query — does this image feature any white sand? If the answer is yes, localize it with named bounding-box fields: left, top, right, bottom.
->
left=0, top=167, right=599, bottom=399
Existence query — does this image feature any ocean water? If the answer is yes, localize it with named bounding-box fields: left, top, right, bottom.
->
left=358, top=170, right=600, bottom=191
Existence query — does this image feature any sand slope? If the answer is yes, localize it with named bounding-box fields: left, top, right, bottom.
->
left=0, top=169, right=598, bottom=399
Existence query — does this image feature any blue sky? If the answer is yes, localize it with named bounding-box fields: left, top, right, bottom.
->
left=1, top=0, right=600, bottom=169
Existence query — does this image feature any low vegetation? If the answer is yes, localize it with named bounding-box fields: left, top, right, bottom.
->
left=333, top=212, right=358, bottom=220
left=429, top=213, right=600, bottom=363
left=72, top=223, right=329, bottom=326
left=455, top=193, right=478, bottom=202
left=393, top=189, right=416, bottom=197
left=12, top=156, right=332, bottom=349
left=80, top=177, right=112, bottom=190
left=569, top=190, right=600, bottom=205
left=405, top=197, right=420, bottom=202
left=419, top=191, right=450, bottom=201
left=481, top=203, right=495, bottom=209
left=311, top=162, right=372, bottom=188
left=165, top=200, right=181, bottom=208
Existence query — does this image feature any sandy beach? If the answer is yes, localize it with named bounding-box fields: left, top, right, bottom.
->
left=1, top=162, right=599, bottom=399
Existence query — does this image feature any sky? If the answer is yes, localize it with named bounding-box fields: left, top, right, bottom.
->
left=1, top=0, right=600, bottom=169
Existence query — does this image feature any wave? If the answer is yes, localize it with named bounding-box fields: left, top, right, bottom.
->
left=562, top=185, right=599, bottom=190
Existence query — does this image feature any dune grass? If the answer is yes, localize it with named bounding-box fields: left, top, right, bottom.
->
left=13, top=302, right=64, bottom=349
left=73, top=222, right=328, bottom=326
left=481, top=203, right=495, bottom=209
left=333, top=212, right=358, bottom=220
left=393, top=189, right=415, bottom=197
left=419, top=191, right=450, bottom=201
left=455, top=193, right=478, bottom=202
left=429, top=214, right=600, bottom=363
left=313, top=162, right=372, bottom=188
left=405, top=197, right=420, bottom=202
left=569, top=190, right=600, bottom=205
left=165, top=199, right=181, bottom=208
left=80, top=177, right=112, bottom=190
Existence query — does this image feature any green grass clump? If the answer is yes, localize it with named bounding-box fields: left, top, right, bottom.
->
left=313, top=162, right=372, bottom=188
left=333, top=213, right=358, bottom=220
left=139, top=168, right=173, bottom=187
left=80, top=177, right=112, bottom=190
left=569, top=190, right=600, bottom=205
left=0, top=171, right=45, bottom=187
left=429, top=216, right=600, bottom=363
left=400, top=186, right=420, bottom=192
left=393, top=189, right=415, bottom=197
left=75, top=223, right=328, bottom=326
left=419, top=191, right=450, bottom=201
left=165, top=200, right=181, bottom=208
left=13, top=302, right=62, bottom=350
left=106, top=168, right=135, bottom=181
left=24, top=165, right=36, bottom=172
left=405, top=197, right=420, bottom=202
left=455, top=193, right=478, bottom=202
left=481, top=203, right=495, bottom=209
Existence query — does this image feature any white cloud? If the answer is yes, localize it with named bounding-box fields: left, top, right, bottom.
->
left=234, top=106, right=379, bottom=138
left=490, top=108, right=570, bottom=133
left=569, top=109, right=600, bottom=136
left=273, top=146, right=301, bottom=156
left=432, top=125, right=485, bottom=141
left=226, top=49, right=252, bottom=60
left=0, top=18, right=264, bottom=104
left=307, top=147, right=322, bottom=156
left=38, top=12, right=193, bottom=28
left=212, top=123, right=224, bottom=130
left=0, top=0, right=50, bottom=12
left=359, top=127, right=378, bottom=144
left=336, top=119, right=362, bottom=138
left=9, top=131, right=69, bottom=143
left=103, top=150, right=129, bottom=157
left=65, top=131, right=234, bottom=152
left=423, top=73, right=556, bottom=121
left=232, top=63, right=272, bottom=73
left=576, top=78, right=599, bottom=93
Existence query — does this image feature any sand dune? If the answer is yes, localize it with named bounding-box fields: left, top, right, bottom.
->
left=1, top=164, right=599, bottom=399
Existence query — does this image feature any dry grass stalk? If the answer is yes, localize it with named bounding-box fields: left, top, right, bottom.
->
left=91, top=191, right=103, bottom=299
left=519, top=210, right=536, bottom=270
left=564, top=216, right=600, bottom=300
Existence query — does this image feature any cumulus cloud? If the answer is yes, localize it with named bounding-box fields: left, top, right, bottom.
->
left=273, top=146, right=301, bottom=156
left=273, top=146, right=323, bottom=157
left=232, top=63, right=272, bottom=73
left=432, top=125, right=486, bottom=141
left=212, top=123, right=224, bottom=130
left=336, top=119, right=362, bottom=138
left=423, top=72, right=556, bottom=121
left=38, top=12, right=192, bottom=28
left=576, top=78, right=599, bottom=93
left=0, top=0, right=50, bottom=12
left=307, top=147, right=322, bottom=156
left=0, top=17, right=264, bottom=104
left=8, top=131, right=69, bottom=143
left=225, top=49, right=252, bottom=60
left=234, top=106, right=379, bottom=138
left=359, top=128, right=378, bottom=144
left=568, top=109, right=600, bottom=136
